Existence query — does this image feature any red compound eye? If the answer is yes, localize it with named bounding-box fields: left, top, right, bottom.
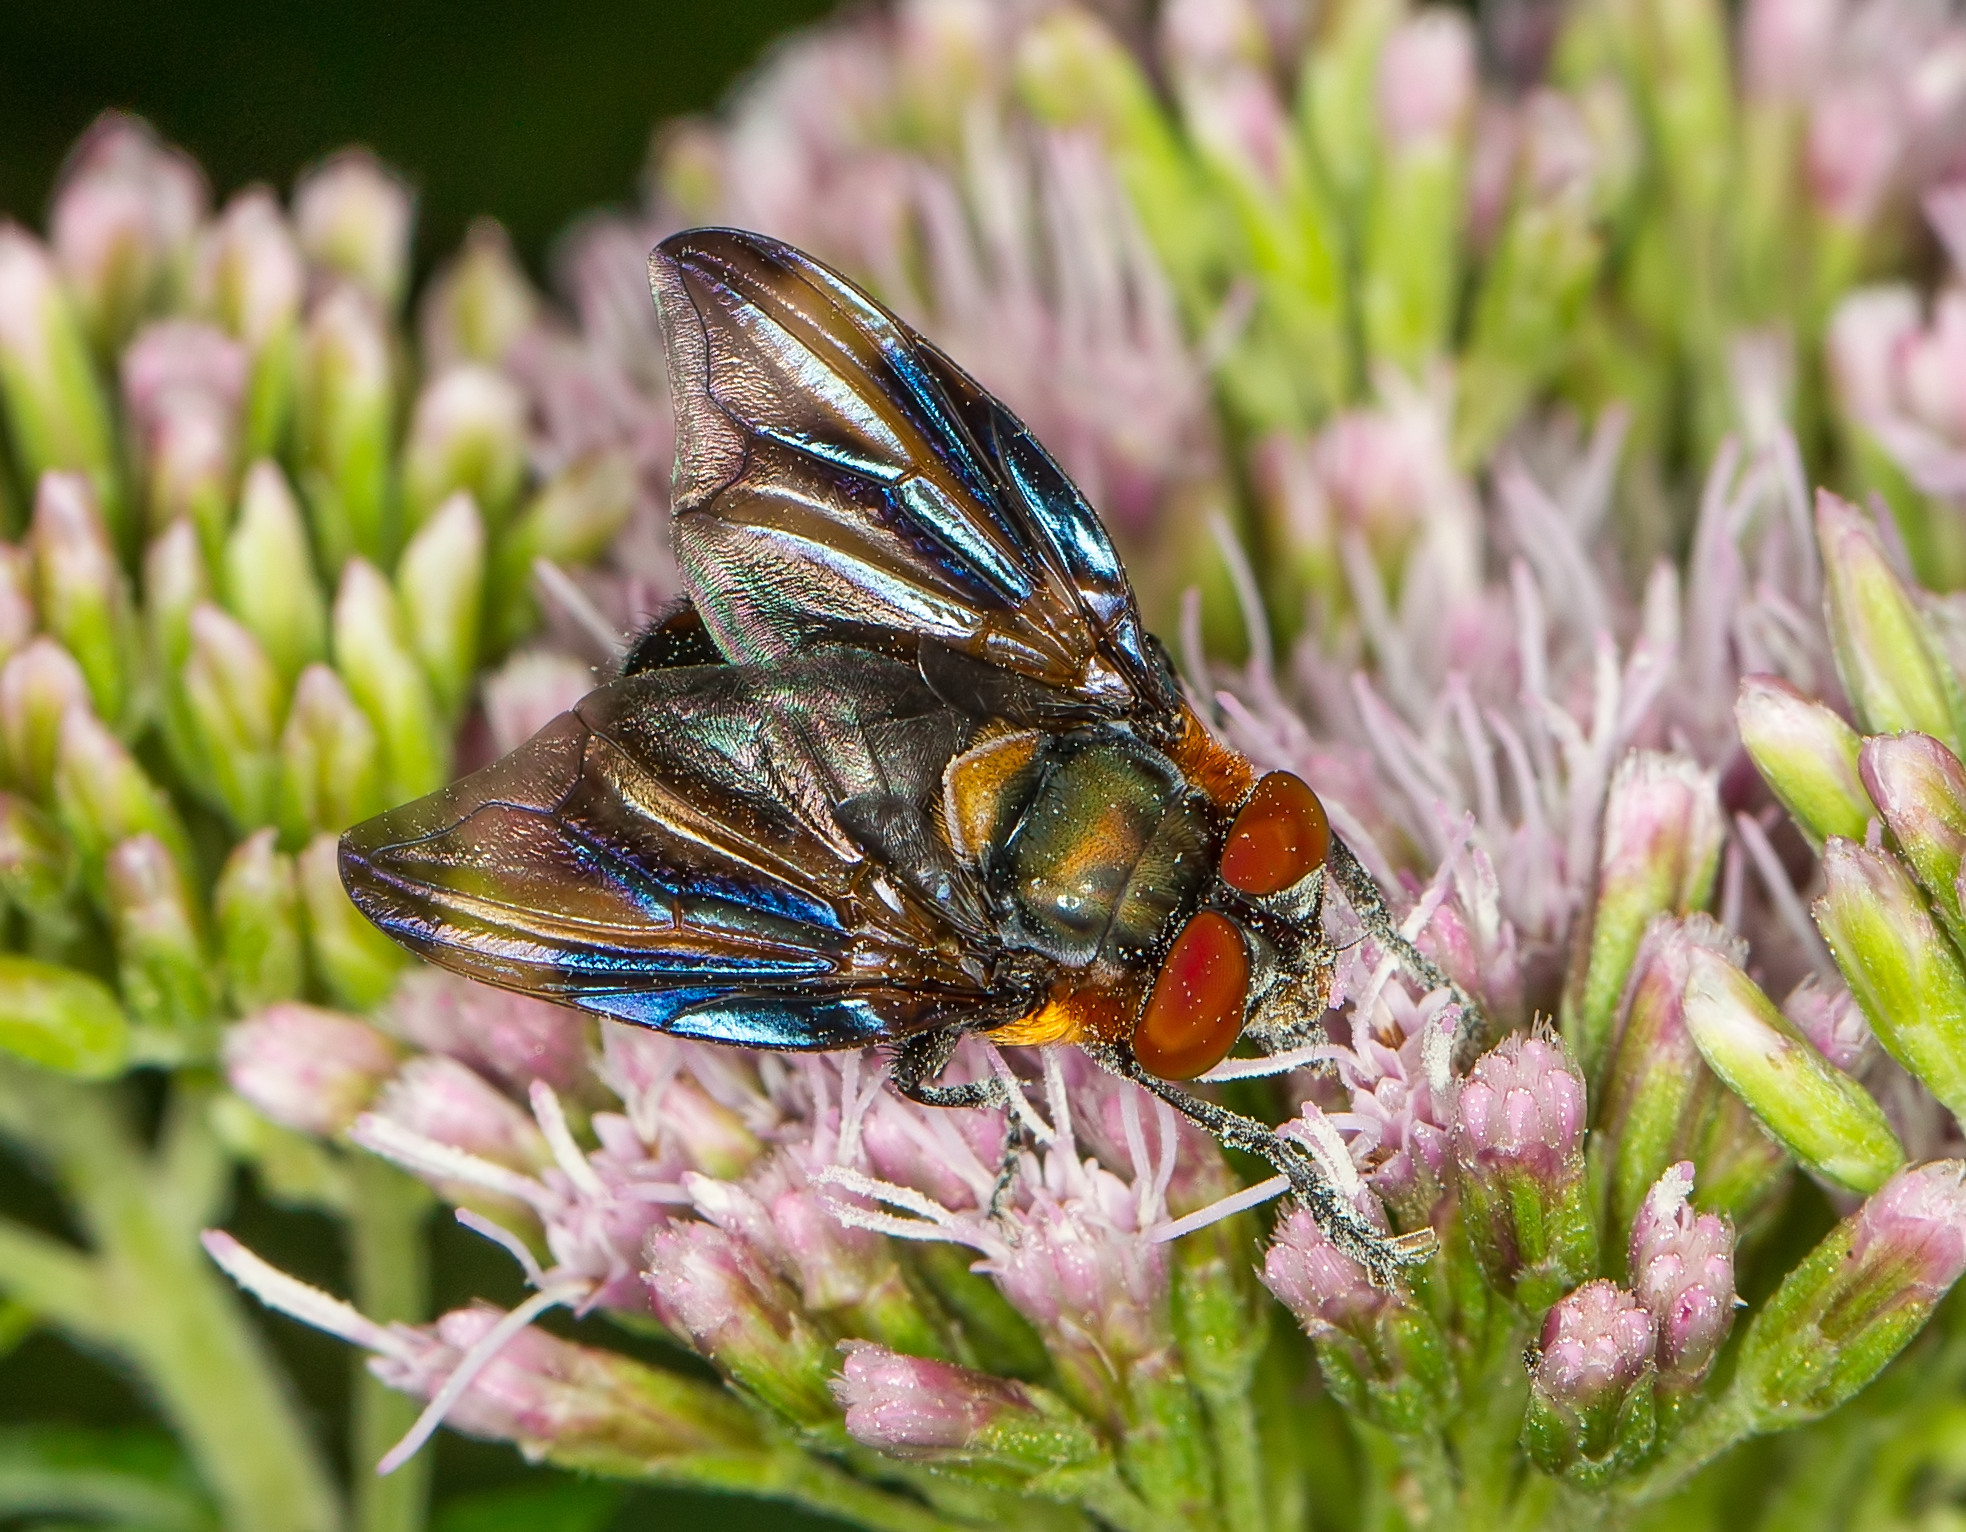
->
left=1133, top=910, right=1250, bottom=1081
left=1220, top=771, right=1330, bottom=896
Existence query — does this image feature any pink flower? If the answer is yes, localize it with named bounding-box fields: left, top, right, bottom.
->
left=224, top=1003, right=401, bottom=1136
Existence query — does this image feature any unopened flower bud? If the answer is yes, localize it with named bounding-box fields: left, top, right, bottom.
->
left=333, top=559, right=446, bottom=803
left=1262, top=1206, right=1455, bottom=1435
left=0, top=639, right=90, bottom=800
left=1523, top=1280, right=1657, bottom=1485
left=298, top=286, right=395, bottom=570
left=1783, top=975, right=1872, bottom=1073
left=297, top=831, right=403, bottom=1008
left=1815, top=837, right=1966, bottom=1121
left=196, top=188, right=304, bottom=457
left=1452, top=1031, right=1596, bottom=1305
left=143, top=517, right=208, bottom=675
left=29, top=473, right=140, bottom=731
left=395, top=493, right=485, bottom=720
left=52, top=706, right=195, bottom=894
left=1568, top=751, right=1724, bottom=1078
left=0, top=227, right=120, bottom=532
left=1736, top=1161, right=1966, bottom=1427
left=1818, top=492, right=1966, bottom=750
left=121, top=319, right=246, bottom=552
left=371, top=1302, right=760, bottom=1478
left=1860, top=732, right=1966, bottom=949
left=1807, top=82, right=1904, bottom=232
left=224, top=461, right=328, bottom=684
left=1627, top=1163, right=1736, bottom=1397
left=278, top=664, right=384, bottom=843
left=0, top=545, right=37, bottom=672
left=1377, top=10, right=1476, bottom=152
left=1736, top=674, right=1871, bottom=847
left=0, top=954, right=129, bottom=1078
left=490, top=453, right=638, bottom=647
left=836, top=1342, right=1105, bottom=1475
left=419, top=220, right=538, bottom=369
left=1597, top=915, right=1742, bottom=1252
left=363, top=1053, right=548, bottom=1172
left=1681, top=943, right=1904, bottom=1194
left=645, top=1220, right=837, bottom=1429
left=48, top=113, right=205, bottom=349
left=481, top=650, right=593, bottom=755
left=293, top=151, right=414, bottom=312
left=401, top=367, right=525, bottom=536
left=0, top=792, right=74, bottom=933
left=184, top=603, right=285, bottom=829
left=216, top=830, right=306, bottom=1012
left=106, top=832, right=216, bottom=1032
left=382, top=968, right=593, bottom=1100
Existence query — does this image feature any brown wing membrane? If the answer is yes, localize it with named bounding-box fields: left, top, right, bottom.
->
left=648, top=227, right=1179, bottom=728
left=338, top=653, right=998, bottom=1050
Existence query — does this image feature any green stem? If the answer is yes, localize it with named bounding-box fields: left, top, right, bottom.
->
left=646, top=1447, right=980, bottom=1532
left=1203, top=1384, right=1270, bottom=1532
left=1610, top=1388, right=1757, bottom=1508
left=0, top=1060, right=343, bottom=1532
left=347, top=1156, right=431, bottom=1532
left=1399, top=1429, right=1460, bottom=1528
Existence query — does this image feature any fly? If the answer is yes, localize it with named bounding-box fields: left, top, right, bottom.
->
left=338, top=228, right=1484, bottom=1282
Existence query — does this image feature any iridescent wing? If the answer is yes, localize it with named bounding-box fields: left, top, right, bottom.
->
left=649, top=227, right=1179, bottom=730
left=338, top=651, right=1001, bottom=1049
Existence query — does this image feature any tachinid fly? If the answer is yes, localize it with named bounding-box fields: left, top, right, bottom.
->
left=339, top=227, right=1481, bottom=1280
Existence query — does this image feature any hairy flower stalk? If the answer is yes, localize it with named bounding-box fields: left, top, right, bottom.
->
left=16, top=6, right=1966, bottom=1529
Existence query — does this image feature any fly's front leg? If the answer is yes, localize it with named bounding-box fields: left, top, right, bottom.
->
left=1326, top=834, right=1490, bottom=1069
left=1079, top=1039, right=1431, bottom=1287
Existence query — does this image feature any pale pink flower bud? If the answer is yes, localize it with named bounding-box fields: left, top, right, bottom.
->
left=481, top=650, right=595, bottom=755
left=834, top=1341, right=1101, bottom=1474
left=224, top=1002, right=401, bottom=1137
left=1828, top=286, right=1920, bottom=423
left=368, top=1055, right=550, bottom=1172
left=197, top=188, right=305, bottom=350
left=1808, top=83, right=1906, bottom=231
left=1453, top=1031, right=1594, bottom=1303
left=1525, top=1280, right=1657, bottom=1478
left=1627, top=1164, right=1737, bottom=1393
left=1377, top=11, right=1477, bottom=152
left=1782, top=976, right=1873, bottom=1074
left=1741, top=0, right=1841, bottom=102
left=644, top=1220, right=836, bottom=1427
left=1899, top=292, right=1966, bottom=442
left=293, top=150, right=414, bottom=311
left=381, top=967, right=594, bottom=1099
left=49, top=113, right=206, bottom=346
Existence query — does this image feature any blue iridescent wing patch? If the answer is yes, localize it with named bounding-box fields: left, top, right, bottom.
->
left=649, top=227, right=1178, bottom=727
left=339, top=651, right=993, bottom=1050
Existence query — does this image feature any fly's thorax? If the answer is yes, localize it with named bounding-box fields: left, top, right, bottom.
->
left=977, top=726, right=1221, bottom=973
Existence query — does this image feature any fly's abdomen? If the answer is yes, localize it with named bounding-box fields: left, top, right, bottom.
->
left=987, top=730, right=1216, bottom=971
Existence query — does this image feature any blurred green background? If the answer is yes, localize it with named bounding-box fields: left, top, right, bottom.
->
left=0, top=3, right=842, bottom=1526
left=0, top=0, right=834, bottom=275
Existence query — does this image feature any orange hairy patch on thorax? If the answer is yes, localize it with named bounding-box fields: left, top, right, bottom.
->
left=941, top=726, right=1046, bottom=863
left=1164, top=701, right=1257, bottom=810
left=989, top=979, right=1140, bottom=1048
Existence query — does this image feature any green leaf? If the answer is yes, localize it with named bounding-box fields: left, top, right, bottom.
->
left=433, top=1479, right=623, bottom=1532
left=0, top=1426, right=216, bottom=1531
left=0, top=956, right=130, bottom=1078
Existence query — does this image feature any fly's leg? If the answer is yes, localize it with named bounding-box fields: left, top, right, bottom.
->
left=1326, top=834, right=1490, bottom=1069
left=1079, top=1038, right=1432, bottom=1287
left=888, top=1023, right=1030, bottom=1221
left=888, top=1022, right=1011, bottom=1111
